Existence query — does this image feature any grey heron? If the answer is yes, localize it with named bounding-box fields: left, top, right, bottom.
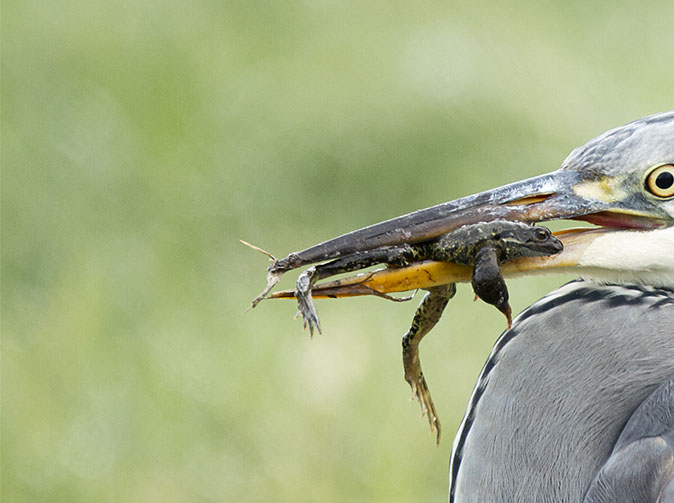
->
left=256, top=112, right=674, bottom=501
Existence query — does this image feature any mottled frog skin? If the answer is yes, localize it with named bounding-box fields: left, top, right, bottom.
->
left=401, top=222, right=562, bottom=442
left=294, top=220, right=562, bottom=442
left=423, top=221, right=563, bottom=324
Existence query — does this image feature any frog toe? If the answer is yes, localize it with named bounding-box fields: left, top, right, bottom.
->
left=296, top=294, right=322, bottom=336
left=295, top=270, right=322, bottom=336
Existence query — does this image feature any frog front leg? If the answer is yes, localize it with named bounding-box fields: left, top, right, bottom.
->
left=296, top=244, right=423, bottom=336
left=402, top=283, right=456, bottom=445
left=471, top=246, right=512, bottom=327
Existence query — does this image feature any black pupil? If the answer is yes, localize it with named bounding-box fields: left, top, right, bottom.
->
left=656, top=171, right=674, bottom=189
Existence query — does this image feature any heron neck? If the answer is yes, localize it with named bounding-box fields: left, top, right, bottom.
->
left=449, top=280, right=674, bottom=503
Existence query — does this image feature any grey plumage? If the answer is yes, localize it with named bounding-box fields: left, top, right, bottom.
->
left=584, top=376, right=674, bottom=503
left=561, top=111, right=674, bottom=176
left=450, top=281, right=674, bottom=502
left=448, top=113, right=674, bottom=502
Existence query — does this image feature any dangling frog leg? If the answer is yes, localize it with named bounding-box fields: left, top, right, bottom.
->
left=402, top=283, right=456, bottom=445
left=471, top=246, right=512, bottom=328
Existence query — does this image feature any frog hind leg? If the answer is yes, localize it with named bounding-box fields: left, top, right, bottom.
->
left=402, top=283, right=456, bottom=445
left=296, top=244, right=422, bottom=336
left=471, top=246, right=512, bottom=328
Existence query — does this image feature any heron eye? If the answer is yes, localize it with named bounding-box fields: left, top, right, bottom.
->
left=645, top=164, right=674, bottom=198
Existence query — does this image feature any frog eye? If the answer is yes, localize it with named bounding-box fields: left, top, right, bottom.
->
left=645, top=164, right=674, bottom=198
left=533, top=228, right=549, bottom=241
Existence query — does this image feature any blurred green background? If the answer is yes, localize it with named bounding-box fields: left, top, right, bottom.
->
left=3, top=1, right=673, bottom=501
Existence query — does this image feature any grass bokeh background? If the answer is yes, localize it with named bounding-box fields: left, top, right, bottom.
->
left=3, top=1, right=673, bottom=501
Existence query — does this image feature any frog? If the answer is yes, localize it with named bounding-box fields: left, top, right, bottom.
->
left=399, top=222, right=562, bottom=443
left=294, top=221, right=562, bottom=335
left=292, top=220, right=563, bottom=443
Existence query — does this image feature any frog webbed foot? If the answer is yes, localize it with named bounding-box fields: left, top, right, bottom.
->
left=295, top=267, right=322, bottom=336
left=401, top=284, right=455, bottom=444
left=471, top=246, right=512, bottom=328
left=404, top=348, right=441, bottom=443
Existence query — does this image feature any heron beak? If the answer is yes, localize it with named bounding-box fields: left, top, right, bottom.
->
left=269, top=168, right=671, bottom=299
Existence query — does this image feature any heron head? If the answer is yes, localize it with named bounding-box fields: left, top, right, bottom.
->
left=293, top=112, right=674, bottom=298
left=486, top=112, right=674, bottom=287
